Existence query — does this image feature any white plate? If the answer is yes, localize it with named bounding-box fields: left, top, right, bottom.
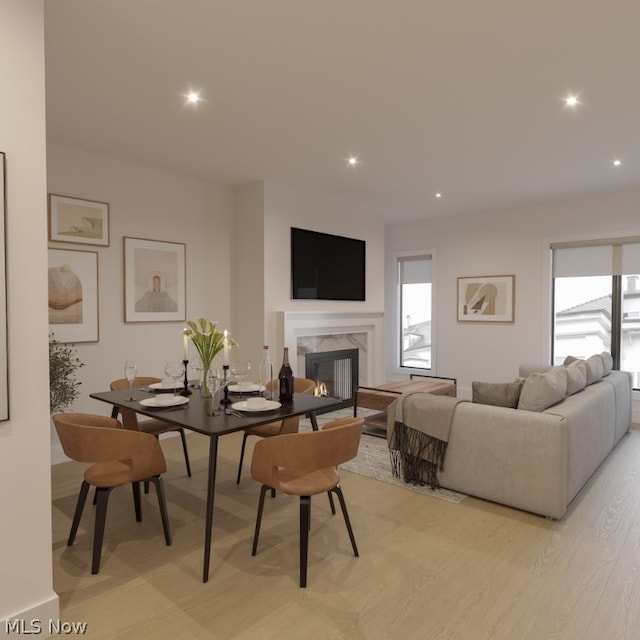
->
left=148, top=381, right=179, bottom=390
left=140, top=396, right=189, bottom=408
left=228, top=383, right=265, bottom=393
left=231, top=400, right=281, bottom=412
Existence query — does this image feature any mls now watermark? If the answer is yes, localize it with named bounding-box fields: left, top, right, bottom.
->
left=4, top=619, right=88, bottom=635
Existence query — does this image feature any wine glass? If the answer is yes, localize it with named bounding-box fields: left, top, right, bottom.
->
left=190, top=358, right=204, bottom=389
left=124, top=360, right=137, bottom=401
left=164, top=361, right=185, bottom=396
left=206, top=368, right=223, bottom=414
left=231, top=360, right=251, bottom=398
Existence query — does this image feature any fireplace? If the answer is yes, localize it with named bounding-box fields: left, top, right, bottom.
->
left=305, top=349, right=358, bottom=411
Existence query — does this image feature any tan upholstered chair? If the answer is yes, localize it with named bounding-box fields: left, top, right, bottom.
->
left=110, top=377, right=191, bottom=479
left=235, top=377, right=316, bottom=484
left=250, top=416, right=363, bottom=587
left=52, top=412, right=172, bottom=574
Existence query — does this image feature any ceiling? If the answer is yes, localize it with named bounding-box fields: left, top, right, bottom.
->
left=43, top=0, right=640, bottom=223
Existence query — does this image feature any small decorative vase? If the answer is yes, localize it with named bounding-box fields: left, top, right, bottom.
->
left=200, top=363, right=212, bottom=397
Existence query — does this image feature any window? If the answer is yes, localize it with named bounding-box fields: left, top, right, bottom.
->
left=398, top=255, right=432, bottom=369
left=552, top=239, right=640, bottom=389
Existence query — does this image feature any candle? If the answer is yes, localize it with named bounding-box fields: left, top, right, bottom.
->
left=223, top=330, right=229, bottom=365
left=183, top=331, right=188, bottom=360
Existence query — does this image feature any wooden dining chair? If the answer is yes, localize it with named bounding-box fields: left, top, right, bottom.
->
left=250, top=415, right=363, bottom=587
left=52, top=412, right=172, bottom=574
left=235, top=377, right=315, bottom=484
left=110, top=377, right=191, bottom=480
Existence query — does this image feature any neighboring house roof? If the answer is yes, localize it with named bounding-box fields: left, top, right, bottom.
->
left=557, top=294, right=611, bottom=318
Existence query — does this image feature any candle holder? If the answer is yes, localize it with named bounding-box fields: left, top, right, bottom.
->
left=221, top=364, right=232, bottom=405
left=180, top=359, right=192, bottom=396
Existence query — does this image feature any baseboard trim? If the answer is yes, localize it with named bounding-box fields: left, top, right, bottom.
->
left=2, top=592, right=59, bottom=638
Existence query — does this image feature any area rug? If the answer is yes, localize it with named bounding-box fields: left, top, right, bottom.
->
left=340, top=434, right=467, bottom=504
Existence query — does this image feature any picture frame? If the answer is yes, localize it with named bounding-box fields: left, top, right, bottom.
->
left=457, top=274, right=515, bottom=323
left=48, top=193, right=110, bottom=246
left=0, top=152, right=8, bottom=420
left=123, top=237, right=186, bottom=323
left=48, top=248, right=100, bottom=343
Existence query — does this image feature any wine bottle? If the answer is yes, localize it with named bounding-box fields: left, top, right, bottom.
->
left=259, top=345, right=273, bottom=400
left=278, top=347, right=294, bottom=402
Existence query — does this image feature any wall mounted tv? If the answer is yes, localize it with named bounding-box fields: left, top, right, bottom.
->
left=291, top=227, right=366, bottom=301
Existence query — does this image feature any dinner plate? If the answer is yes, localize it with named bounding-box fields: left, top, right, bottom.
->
left=231, top=400, right=281, bottom=412
left=228, top=383, right=265, bottom=394
left=140, top=396, right=189, bottom=408
left=148, top=381, right=180, bottom=391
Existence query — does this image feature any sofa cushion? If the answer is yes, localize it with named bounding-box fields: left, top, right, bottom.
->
left=517, top=367, right=568, bottom=412
left=600, top=351, right=613, bottom=376
left=585, top=354, right=605, bottom=384
left=564, top=360, right=587, bottom=395
left=472, top=379, right=523, bottom=408
left=563, top=353, right=606, bottom=385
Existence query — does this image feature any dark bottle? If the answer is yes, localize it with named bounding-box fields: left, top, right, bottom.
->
left=278, top=347, right=294, bottom=403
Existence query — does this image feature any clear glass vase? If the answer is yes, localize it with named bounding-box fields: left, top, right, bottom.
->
left=200, top=363, right=212, bottom=397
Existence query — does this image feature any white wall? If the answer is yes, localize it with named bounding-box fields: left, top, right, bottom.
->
left=262, top=182, right=386, bottom=372
left=47, top=144, right=234, bottom=460
left=0, top=0, right=59, bottom=627
left=386, top=184, right=640, bottom=413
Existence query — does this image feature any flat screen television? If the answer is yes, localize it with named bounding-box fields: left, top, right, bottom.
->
left=291, top=227, right=366, bottom=301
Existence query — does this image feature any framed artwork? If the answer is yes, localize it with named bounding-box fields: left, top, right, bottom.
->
left=48, top=248, right=99, bottom=343
left=123, top=237, right=186, bottom=323
left=457, top=274, right=515, bottom=323
left=48, top=193, right=110, bottom=246
left=0, top=152, right=8, bottom=420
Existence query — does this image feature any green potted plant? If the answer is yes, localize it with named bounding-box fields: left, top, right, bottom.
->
left=49, top=333, right=84, bottom=414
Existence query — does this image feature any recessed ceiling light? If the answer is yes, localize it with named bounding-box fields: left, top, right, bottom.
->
left=186, top=92, right=201, bottom=104
left=347, top=156, right=359, bottom=166
left=612, top=159, right=623, bottom=167
left=434, top=192, right=443, bottom=199
left=564, top=95, right=579, bottom=108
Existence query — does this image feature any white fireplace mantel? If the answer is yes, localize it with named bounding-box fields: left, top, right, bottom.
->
left=279, top=311, right=385, bottom=385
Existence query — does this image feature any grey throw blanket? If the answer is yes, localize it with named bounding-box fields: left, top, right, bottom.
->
left=387, top=393, right=466, bottom=489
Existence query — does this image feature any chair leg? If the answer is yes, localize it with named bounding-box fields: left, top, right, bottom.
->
left=299, top=496, right=311, bottom=588
left=178, top=428, right=192, bottom=477
left=132, top=481, right=142, bottom=522
left=148, top=476, right=172, bottom=546
left=92, top=487, right=113, bottom=574
left=68, top=480, right=91, bottom=546
left=327, top=491, right=336, bottom=514
left=331, top=485, right=359, bottom=557
left=236, top=432, right=250, bottom=484
left=252, top=484, right=270, bottom=555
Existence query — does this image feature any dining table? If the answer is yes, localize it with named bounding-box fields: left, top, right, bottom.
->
left=90, top=385, right=341, bottom=583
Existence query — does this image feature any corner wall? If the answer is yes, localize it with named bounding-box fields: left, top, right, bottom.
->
left=0, top=0, right=59, bottom=627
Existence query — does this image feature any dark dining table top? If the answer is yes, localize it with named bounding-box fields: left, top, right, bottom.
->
left=90, top=387, right=342, bottom=437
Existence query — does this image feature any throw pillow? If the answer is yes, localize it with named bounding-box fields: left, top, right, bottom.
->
left=564, top=360, right=587, bottom=395
left=585, top=354, right=605, bottom=384
left=563, top=355, right=579, bottom=365
left=472, top=379, right=523, bottom=408
left=517, top=367, right=568, bottom=412
left=600, top=351, right=613, bottom=376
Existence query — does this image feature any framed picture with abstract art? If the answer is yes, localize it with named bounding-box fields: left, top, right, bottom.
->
left=48, top=248, right=99, bottom=343
left=48, top=193, right=110, bottom=246
left=0, top=151, right=8, bottom=420
left=123, top=237, right=186, bottom=323
left=457, top=274, right=515, bottom=323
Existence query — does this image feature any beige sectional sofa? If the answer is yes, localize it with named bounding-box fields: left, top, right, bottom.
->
left=433, top=354, right=633, bottom=519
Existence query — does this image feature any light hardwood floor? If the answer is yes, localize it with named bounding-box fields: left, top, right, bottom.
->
left=51, top=418, right=640, bottom=640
